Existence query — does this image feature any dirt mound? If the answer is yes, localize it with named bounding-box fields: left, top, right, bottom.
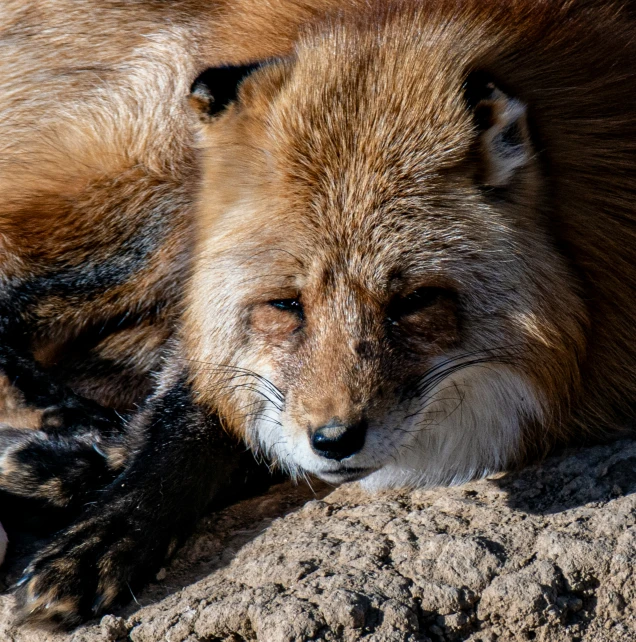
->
left=1, top=439, right=635, bottom=642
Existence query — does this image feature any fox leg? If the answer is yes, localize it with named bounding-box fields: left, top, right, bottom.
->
left=0, top=308, right=130, bottom=539
left=0, top=423, right=127, bottom=515
left=15, top=365, right=268, bottom=628
left=0, top=303, right=126, bottom=436
left=0, top=336, right=124, bottom=435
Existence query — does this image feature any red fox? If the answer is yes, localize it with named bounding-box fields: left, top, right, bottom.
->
left=0, top=0, right=634, bottom=628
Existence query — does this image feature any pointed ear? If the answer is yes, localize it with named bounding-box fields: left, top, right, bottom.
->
left=465, top=73, right=533, bottom=187
left=189, top=64, right=263, bottom=121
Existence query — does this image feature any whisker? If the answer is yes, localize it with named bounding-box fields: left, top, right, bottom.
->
left=395, top=344, right=523, bottom=436
left=177, top=358, right=285, bottom=402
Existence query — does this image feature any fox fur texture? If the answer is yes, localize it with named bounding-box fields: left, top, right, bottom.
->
left=0, top=0, right=634, bottom=628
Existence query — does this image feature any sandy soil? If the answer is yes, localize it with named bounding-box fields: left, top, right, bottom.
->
left=1, top=438, right=635, bottom=642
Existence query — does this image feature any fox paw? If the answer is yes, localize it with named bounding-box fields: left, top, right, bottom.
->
left=0, top=427, right=124, bottom=509
left=41, top=400, right=123, bottom=436
left=16, top=510, right=173, bottom=628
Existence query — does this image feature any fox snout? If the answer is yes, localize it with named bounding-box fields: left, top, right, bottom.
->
left=309, top=418, right=368, bottom=460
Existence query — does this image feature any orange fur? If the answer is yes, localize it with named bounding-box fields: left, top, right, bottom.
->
left=0, top=0, right=634, bottom=483
left=185, top=0, right=635, bottom=484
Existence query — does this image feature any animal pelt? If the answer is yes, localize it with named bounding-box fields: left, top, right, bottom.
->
left=0, top=0, right=634, bottom=628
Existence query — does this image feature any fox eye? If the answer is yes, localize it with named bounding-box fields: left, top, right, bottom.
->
left=387, top=287, right=451, bottom=323
left=269, top=298, right=304, bottom=319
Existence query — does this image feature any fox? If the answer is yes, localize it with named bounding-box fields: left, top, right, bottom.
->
left=0, top=0, right=635, bottom=629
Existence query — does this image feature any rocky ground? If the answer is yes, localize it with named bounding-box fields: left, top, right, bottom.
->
left=0, top=439, right=635, bottom=642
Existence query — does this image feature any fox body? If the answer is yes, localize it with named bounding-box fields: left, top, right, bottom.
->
left=0, top=0, right=635, bottom=628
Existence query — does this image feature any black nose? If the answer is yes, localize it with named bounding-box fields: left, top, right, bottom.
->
left=311, top=419, right=368, bottom=461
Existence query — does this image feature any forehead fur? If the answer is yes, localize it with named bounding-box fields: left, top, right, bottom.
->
left=199, top=7, right=505, bottom=292
left=268, top=10, right=477, bottom=229
left=194, top=0, right=629, bottom=298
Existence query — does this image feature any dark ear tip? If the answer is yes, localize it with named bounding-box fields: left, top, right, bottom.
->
left=189, top=68, right=219, bottom=97
left=189, top=64, right=263, bottom=118
left=463, top=70, right=498, bottom=110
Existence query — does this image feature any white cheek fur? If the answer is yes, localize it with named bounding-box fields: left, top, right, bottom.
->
left=247, top=360, right=543, bottom=489
left=239, top=362, right=308, bottom=482
left=362, top=364, right=543, bottom=490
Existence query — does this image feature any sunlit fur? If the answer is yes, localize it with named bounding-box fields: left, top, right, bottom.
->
left=184, top=0, right=636, bottom=488
left=1, top=0, right=635, bottom=490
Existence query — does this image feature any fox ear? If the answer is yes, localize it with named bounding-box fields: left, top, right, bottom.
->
left=189, top=64, right=263, bottom=121
left=465, top=72, right=533, bottom=187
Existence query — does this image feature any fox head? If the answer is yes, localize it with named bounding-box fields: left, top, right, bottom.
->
left=184, top=6, right=588, bottom=488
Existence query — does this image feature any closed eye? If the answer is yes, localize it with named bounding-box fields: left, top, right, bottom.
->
left=387, top=287, right=453, bottom=324
left=268, top=298, right=304, bottom=320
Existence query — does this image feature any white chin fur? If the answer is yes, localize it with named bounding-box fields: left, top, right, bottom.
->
left=362, top=364, right=542, bottom=490
left=249, top=362, right=543, bottom=490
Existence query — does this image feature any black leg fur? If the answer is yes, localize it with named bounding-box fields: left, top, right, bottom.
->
left=0, top=338, right=124, bottom=435
left=0, top=306, right=125, bottom=436
left=0, top=425, right=126, bottom=514
left=0, top=231, right=170, bottom=434
left=15, top=367, right=267, bottom=628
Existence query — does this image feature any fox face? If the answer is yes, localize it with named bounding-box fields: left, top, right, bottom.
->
left=185, top=10, right=588, bottom=488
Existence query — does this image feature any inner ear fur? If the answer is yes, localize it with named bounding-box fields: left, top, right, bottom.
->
left=189, top=64, right=264, bottom=121
left=466, top=73, right=533, bottom=187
